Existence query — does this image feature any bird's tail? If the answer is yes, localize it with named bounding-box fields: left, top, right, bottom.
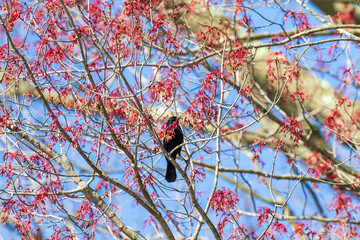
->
left=165, top=158, right=177, bottom=182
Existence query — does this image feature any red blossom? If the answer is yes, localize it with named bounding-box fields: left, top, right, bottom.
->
left=306, top=152, right=337, bottom=179
left=284, top=11, right=311, bottom=31
left=290, top=91, right=309, bottom=103
left=332, top=7, right=357, bottom=24
left=210, top=188, right=239, bottom=216
left=250, top=139, right=266, bottom=165
left=189, top=168, right=206, bottom=182
left=279, top=117, right=303, bottom=146
left=329, top=192, right=354, bottom=218
left=228, top=47, right=250, bottom=71
left=150, top=70, right=180, bottom=102
left=271, top=220, right=287, bottom=234
left=143, top=216, right=160, bottom=230
left=216, top=216, right=229, bottom=238
left=238, top=85, right=252, bottom=103
left=294, top=222, right=306, bottom=236
left=257, top=206, right=273, bottom=226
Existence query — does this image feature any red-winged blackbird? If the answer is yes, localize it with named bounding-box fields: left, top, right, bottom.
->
left=163, top=116, right=184, bottom=182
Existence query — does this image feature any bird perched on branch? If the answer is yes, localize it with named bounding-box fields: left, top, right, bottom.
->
left=163, top=116, right=184, bottom=182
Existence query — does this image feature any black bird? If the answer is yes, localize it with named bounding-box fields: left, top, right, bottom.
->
left=163, top=116, right=184, bottom=182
